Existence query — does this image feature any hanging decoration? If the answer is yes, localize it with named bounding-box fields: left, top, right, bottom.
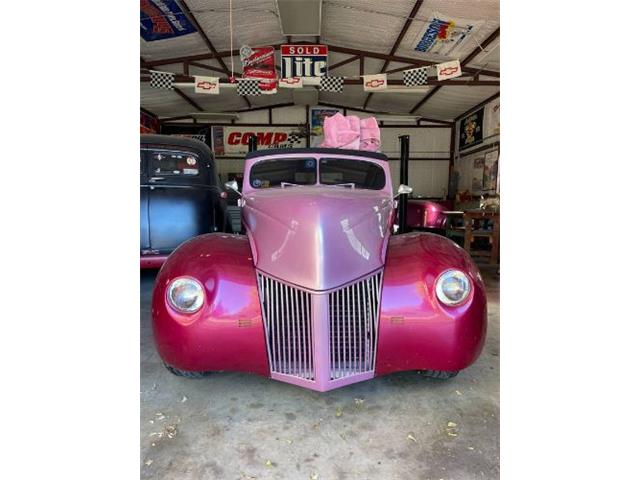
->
left=436, top=60, right=462, bottom=81
left=319, top=76, right=345, bottom=92
left=362, top=74, right=388, bottom=91
left=403, top=67, right=430, bottom=87
left=240, top=45, right=277, bottom=94
left=281, top=44, right=329, bottom=78
left=413, top=13, right=482, bottom=56
left=150, top=70, right=175, bottom=89
left=278, top=77, right=303, bottom=89
left=140, top=0, right=197, bottom=42
left=194, top=76, right=220, bottom=94
left=236, top=78, right=262, bottom=96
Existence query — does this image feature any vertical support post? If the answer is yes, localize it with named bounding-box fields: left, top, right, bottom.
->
left=248, top=135, right=258, bottom=152
left=398, top=135, right=410, bottom=234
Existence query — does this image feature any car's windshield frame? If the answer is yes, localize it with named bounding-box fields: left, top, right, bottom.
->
left=247, top=155, right=389, bottom=192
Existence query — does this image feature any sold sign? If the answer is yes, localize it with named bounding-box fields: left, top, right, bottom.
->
left=280, top=44, right=328, bottom=78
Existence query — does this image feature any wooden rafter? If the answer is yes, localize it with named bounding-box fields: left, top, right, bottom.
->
left=177, top=0, right=250, bottom=108
left=363, top=0, right=423, bottom=110
left=409, top=27, right=500, bottom=114
left=140, top=106, right=159, bottom=118
left=317, top=101, right=452, bottom=126
left=329, top=54, right=360, bottom=71
left=173, top=87, right=204, bottom=112
left=454, top=92, right=500, bottom=122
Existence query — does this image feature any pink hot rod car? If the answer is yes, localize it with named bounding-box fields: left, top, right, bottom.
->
left=152, top=148, right=487, bottom=392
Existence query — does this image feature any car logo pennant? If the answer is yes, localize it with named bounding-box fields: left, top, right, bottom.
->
left=436, top=60, right=462, bottom=81
left=362, top=74, right=388, bottom=92
left=194, top=76, right=220, bottom=94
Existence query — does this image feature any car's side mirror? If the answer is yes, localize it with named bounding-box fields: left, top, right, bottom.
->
left=224, top=180, right=243, bottom=197
left=395, top=184, right=413, bottom=198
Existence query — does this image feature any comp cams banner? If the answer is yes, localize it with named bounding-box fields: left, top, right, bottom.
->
left=220, top=126, right=306, bottom=155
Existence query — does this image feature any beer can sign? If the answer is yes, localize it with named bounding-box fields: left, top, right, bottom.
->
left=280, top=44, right=329, bottom=78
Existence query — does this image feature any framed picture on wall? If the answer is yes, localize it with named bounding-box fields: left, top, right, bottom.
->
left=459, top=108, right=484, bottom=150
left=483, top=150, right=499, bottom=191
left=471, top=155, right=484, bottom=194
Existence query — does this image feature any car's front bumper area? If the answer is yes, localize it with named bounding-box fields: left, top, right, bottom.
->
left=152, top=233, right=487, bottom=392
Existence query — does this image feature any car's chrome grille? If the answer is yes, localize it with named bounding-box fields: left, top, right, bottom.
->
left=257, top=273, right=315, bottom=380
left=328, top=272, right=382, bottom=380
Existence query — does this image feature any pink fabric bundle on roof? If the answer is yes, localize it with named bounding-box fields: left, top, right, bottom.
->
left=359, top=116, right=381, bottom=152
left=320, top=113, right=381, bottom=152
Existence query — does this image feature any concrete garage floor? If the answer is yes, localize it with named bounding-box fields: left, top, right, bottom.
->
left=140, top=266, right=499, bottom=480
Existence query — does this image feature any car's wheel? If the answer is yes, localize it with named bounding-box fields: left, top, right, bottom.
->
left=420, top=370, right=459, bottom=380
left=164, top=363, right=210, bottom=378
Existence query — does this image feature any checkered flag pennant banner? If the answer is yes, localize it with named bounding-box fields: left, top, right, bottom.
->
left=319, top=76, right=345, bottom=92
left=150, top=70, right=175, bottom=90
left=286, top=132, right=304, bottom=147
left=403, top=67, right=430, bottom=86
left=236, top=79, right=262, bottom=96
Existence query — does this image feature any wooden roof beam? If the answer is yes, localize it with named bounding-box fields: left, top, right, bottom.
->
left=363, top=0, right=423, bottom=110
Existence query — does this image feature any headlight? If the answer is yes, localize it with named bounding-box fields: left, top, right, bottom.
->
left=435, top=269, right=471, bottom=306
left=167, top=277, right=204, bottom=313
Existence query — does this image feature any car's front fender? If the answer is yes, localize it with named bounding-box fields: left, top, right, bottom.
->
left=151, top=233, right=269, bottom=376
left=376, top=233, right=487, bottom=375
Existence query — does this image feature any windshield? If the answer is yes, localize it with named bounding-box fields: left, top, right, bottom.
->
left=319, top=158, right=386, bottom=190
left=249, top=158, right=317, bottom=188
left=248, top=156, right=387, bottom=190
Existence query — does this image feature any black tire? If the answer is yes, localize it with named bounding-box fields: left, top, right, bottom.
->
left=164, top=363, right=211, bottom=378
left=420, top=369, right=459, bottom=380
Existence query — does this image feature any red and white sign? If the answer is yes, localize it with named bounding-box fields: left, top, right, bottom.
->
left=194, top=75, right=219, bottom=94
left=280, top=44, right=328, bottom=78
left=362, top=73, right=388, bottom=91
left=240, top=45, right=277, bottom=94
left=436, top=60, right=462, bottom=81
left=278, top=77, right=303, bottom=88
left=222, top=126, right=305, bottom=155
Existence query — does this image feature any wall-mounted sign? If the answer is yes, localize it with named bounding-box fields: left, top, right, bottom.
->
left=280, top=44, right=328, bottom=78
left=140, top=0, right=196, bottom=42
left=459, top=107, right=484, bottom=150
left=241, top=46, right=277, bottom=94
left=484, top=98, right=500, bottom=137
left=222, top=126, right=305, bottom=155
left=140, top=110, right=159, bottom=133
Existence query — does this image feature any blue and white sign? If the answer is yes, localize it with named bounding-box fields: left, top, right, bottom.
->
left=140, top=0, right=197, bottom=42
left=280, top=44, right=329, bottom=78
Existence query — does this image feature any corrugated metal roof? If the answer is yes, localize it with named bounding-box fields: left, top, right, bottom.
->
left=141, top=0, right=499, bottom=121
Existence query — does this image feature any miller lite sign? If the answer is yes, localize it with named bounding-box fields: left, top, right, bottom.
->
left=280, top=44, right=328, bottom=78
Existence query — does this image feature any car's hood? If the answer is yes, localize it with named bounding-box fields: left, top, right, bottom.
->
left=242, top=186, right=394, bottom=291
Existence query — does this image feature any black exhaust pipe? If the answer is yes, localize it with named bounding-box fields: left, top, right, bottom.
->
left=248, top=134, right=258, bottom=152
left=398, top=135, right=410, bottom=234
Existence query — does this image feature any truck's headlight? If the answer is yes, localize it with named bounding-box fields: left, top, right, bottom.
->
left=167, top=277, right=204, bottom=313
left=435, top=269, right=471, bottom=306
